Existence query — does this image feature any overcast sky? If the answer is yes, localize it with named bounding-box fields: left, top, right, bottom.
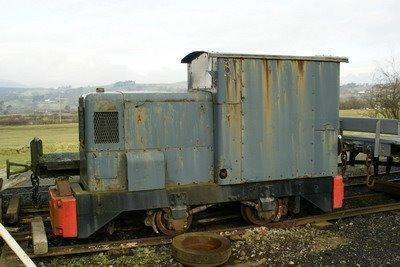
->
left=0, top=0, right=399, bottom=87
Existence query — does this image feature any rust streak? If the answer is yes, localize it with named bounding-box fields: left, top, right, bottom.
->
left=294, top=60, right=307, bottom=163
left=297, top=60, right=304, bottom=74
left=134, top=106, right=147, bottom=148
left=226, top=114, right=231, bottom=127
left=262, top=60, right=273, bottom=156
left=296, top=60, right=306, bottom=94
left=225, top=59, right=242, bottom=103
left=224, top=59, right=230, bottom=101
left=234, top=59, right=242, bottom=102
left=263, top=60, right=272, bottom=126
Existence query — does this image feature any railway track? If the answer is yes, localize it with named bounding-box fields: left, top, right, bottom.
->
left=345, top=192, right=386, bottom=200
left=3, top=201, right=397, bottom=259
left=2, top=171, right=400, bottom=261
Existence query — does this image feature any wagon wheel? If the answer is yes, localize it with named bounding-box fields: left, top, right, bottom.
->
left=241, top=199, right=287, bottom=225
left=155, top=209, right=192, bottom=236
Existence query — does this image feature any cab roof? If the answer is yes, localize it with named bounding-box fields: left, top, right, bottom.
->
left=181, top=51, right=349, bottom=64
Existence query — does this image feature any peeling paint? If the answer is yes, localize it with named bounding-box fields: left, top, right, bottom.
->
left=79, top=54, right=342, bottom=192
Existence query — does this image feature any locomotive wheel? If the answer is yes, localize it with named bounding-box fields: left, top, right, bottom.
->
left=155, top=209, right=192, bottom=236
left=240, top=206, right=252, bottom=224
left=241, top=199, right=287, bottom=225
left=240, top=205, right=276, bottom=225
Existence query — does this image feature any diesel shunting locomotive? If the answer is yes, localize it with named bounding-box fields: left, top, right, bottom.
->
left=47, top=51, right=348, bottom=238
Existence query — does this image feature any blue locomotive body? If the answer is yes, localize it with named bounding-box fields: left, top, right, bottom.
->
left=50, top=51, right=348, bottom=238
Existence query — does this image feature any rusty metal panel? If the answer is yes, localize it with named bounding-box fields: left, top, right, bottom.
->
left=124, top=91, right=214, bottom=186
left=126, top=150, right=165, bottom=191
left=312, top=61, right=340, bottom=176
left=83, top=151, right=127, bottom=191
left=213, top=104, right=242, bottom=184
left=241, top=59, right=315, bottom=181
left=212, top=57, right=340, bottom=184
left=314, top=62, right=340, bottom=130
left=124, top=94, right=212, bottom=150
left=80, top=92, right=126, bottom=191
left=164, top=147, right=213, bottom=185
left=121, top=91, right=212, bottom=102
left=214, top=58, right=243, bottom=104
left=83, top=92, right=125, bottom=151
left=314, top=130, right=337, bottom=176
left=213, top=58, right=243, bottom=184
left=94, top=154, right=118, bottom=179
left=81, top=91, right=214, bottom=191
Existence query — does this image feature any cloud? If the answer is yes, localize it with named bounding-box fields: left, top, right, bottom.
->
left=0, top=0, right=399, bottom=87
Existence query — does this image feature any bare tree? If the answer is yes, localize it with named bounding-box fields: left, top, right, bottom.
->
left=366, top=59, right=400, bottom=119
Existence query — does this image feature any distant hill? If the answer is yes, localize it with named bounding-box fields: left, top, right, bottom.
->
left=0, top=81, right=370, bottom=114
left=0, top=80, right=187, bottom=114
left=340, top=83, right=372, bottom=98
left=0, top=79, right=26, bottom=88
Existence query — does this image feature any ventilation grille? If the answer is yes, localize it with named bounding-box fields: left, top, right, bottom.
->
left=94, top=112, right=119, bottom=144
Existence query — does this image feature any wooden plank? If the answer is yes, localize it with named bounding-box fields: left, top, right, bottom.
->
left=31, top=216, right=48, bottom=255
left=6, top=195, right=21, bottom=224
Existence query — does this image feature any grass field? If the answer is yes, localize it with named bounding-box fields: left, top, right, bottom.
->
left=339, top=109, right=369, bottom=117
left=0, top=123, right=78, bottom=169
left=0, top=109, right=369, bottom=169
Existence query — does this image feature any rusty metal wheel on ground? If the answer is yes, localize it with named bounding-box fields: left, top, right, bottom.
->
left=172, top=232, right=231, bottom=266
left=155, top=209, right=192, bottom=236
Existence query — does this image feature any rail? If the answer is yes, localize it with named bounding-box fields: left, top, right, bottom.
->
left=18, top=202, right=400, bottom=259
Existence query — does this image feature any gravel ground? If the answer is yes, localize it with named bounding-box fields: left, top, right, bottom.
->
left=38, top=210, right=400, bottom=266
